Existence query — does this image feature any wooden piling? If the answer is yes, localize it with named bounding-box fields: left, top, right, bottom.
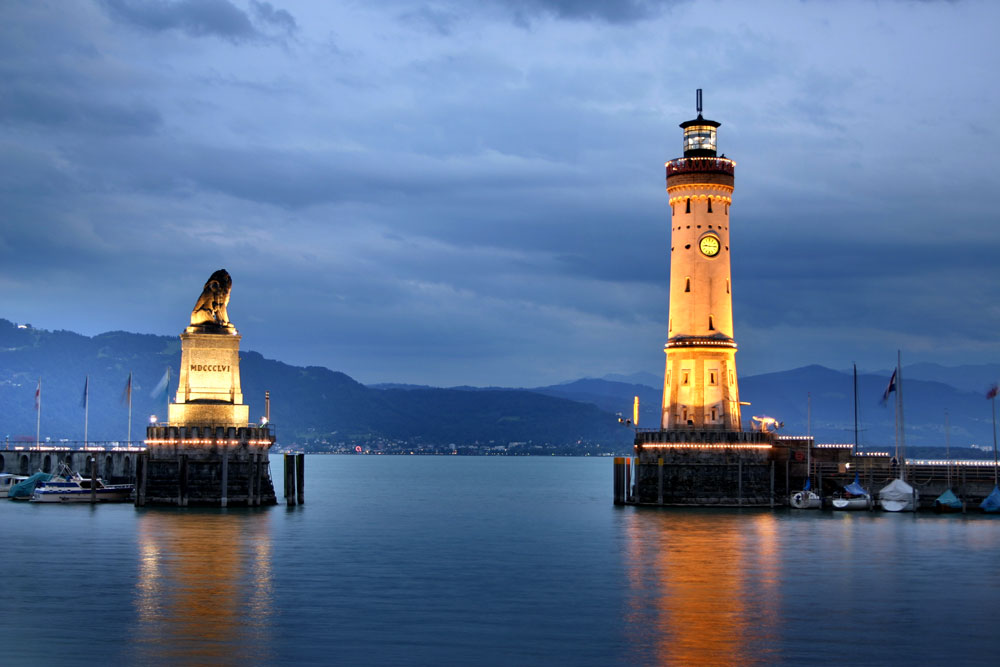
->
left=613, top=458, right=623, bottom=505
left=248, top=453, right=257, bottom=506
left=770, top=461, right=775, bottom=508
left=220, top=452, right=229, bottom=508
left=284, top=453, right=296, bottom=506
left=624, top=457, right=631, bottom=504
left=738, top=456, right=743, bottom=506
left=657, top=457, right=664, bottom=505
left=134, top=453, right=146, bottom=507
left=178, top=454, right=188, bottom=507
left=89, top=456, right=97, bottom=504
left=296, top=453, right=305, bottom=505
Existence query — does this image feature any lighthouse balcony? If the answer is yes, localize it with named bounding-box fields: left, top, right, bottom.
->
left=634, top=428, right=774, bottom=447
left=666, top=157, right=735, bottom=176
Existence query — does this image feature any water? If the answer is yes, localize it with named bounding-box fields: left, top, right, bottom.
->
left=3, top=456, right=999, bottom=665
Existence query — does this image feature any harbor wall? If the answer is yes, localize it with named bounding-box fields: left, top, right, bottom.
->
left=0, top=448, right=139, bottom=485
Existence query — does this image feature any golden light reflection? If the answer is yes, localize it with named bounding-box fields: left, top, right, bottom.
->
left=623, top=511, right=782, bottom=665
left=135, top=510, right=273, bottom=664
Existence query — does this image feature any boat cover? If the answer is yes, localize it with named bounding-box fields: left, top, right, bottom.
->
left=843, top=474, right=867, bottom=496
left=880, top=478, right=915, bottom=502
left=980, top=485, right=1000, bottom=513
left=935, top=488, right=961, bottom=509
left=804, top=478, right=812, bottom=491
left=8, top=472, right=52, bottom=499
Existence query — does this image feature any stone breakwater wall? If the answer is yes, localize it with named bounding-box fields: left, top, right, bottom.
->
left=0, top=448, right=139, bottom=485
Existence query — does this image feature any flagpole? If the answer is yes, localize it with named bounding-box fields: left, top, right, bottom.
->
left=897, top=351, right=906, bottom=481
left=127, top=371, right=133, bottom=448
left=992, top=395, right=997, bottom=487
left=35, top=378, right=41, bottom=450
left=84, top=375, right=89, bottom=450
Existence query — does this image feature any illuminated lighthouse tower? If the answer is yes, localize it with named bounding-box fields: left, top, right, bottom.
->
left=661, top=90, right=741, bottom=430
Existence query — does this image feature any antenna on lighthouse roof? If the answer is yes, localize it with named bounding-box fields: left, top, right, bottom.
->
left=696, top=88, right=702, bottom=114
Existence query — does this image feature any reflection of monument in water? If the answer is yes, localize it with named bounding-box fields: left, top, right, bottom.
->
left=135, top=511, right=273, bottom=661
left=136, top=269, right=277, bottom=506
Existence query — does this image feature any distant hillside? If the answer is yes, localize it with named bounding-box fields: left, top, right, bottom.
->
left=0, top=319, right=629, bottom=449
left=534, top=365, right=998, bottom=449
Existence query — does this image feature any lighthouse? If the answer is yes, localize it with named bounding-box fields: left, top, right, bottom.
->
left=661, top=89, right=741, bottom=431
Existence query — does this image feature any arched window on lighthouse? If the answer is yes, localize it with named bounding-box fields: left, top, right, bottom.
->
left=707, top=198, right=713, bottom=213
left=726, top=279, right=730, bottom=294
left=684, top=277, right=691, bottom=293
left=708, top=315, right=715, bottom=331
left=685, top=198, right=691, bottom=213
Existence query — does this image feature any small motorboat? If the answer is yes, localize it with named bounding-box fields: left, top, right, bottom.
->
left=0, top=473, right=28, bottom=498
left=879, top=477, right=919, bottom=512
left=832, top=474, right=872, bottom=511
left=30, top=465, right=132, bottom=503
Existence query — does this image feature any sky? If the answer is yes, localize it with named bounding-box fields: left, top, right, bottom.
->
left=2, top=0, right=999, bottom=387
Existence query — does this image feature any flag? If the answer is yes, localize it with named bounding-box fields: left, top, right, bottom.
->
left=81, top=375, right=89, bottom=409
left=880, top=369, right=897, bottom=405
left=121, top=372, right=132, bottom=405
left=34, top=378, right=41, bottom=411
left=988, top=384, right=999, bottom=400
left=151, top=368, right=170, bottom=398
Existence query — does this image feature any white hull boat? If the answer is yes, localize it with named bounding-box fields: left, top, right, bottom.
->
left=0, top=473, right=28, bottom=498
left=790, top=490, right=821, bottom=509
left=879, top=478, right=918, bottom=512
left=30, top=466, right=132, bottom=503
left=832, top=495, right=872, bottom=510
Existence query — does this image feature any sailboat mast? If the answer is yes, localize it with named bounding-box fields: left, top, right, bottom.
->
left=897, top=351, right=906, bottom=481
left=127, top=371, right=133, bottom=447
left=807, top=392, right=812, bottom=482
left=84, top=375, right=89, bottom=450
left=945, top=409, right=951, bottom=488
left=853, top=364, right=859, bottom=456
left=992, top=395, right=998, bottom=487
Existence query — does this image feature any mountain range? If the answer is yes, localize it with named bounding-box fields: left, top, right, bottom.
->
left=1, top=318, right=996, bottom=452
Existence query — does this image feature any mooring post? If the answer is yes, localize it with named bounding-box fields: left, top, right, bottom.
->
left=179, top=454, right=188, bottom=507
left=220, top=451, right=229, bottom=508
left=296, top=452, right=305, bottom=505
left=255, top=454, right=263, bottom=506
left=613, top=458, right=622, bottom=505
left=285, top=453, right=296, bottom=506
left=770, top=461, right=775, bottom=508
left=657, top=457, right=664, bottom=505
left=624, top=457, right=632, bottom=504
left=89, top=456, right=97, bottom=504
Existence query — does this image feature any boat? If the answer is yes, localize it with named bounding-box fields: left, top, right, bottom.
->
left=981, top=485, right=1000, bottom=513
left=790, top=478, right=821, bottom=509
left=880, top=352, right=918, bottom=512
left=832, top=474, right=872, bottom=510
left=30, top=465, right=132, bottom=503
left=7, top=472, right=52, bottom=500
left=934, top=488, right=962, bottom=513
left=879, top=477, right=919, bottom=512
left=0, top=473, right=28, bottom=498
left=934, top=411, right=962, bottom=513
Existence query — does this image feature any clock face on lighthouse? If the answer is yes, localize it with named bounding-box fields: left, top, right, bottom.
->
left=699, top=234, right=720, bottom=257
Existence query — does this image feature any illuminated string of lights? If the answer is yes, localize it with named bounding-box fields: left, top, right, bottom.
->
left=637, top=443, right=773, bottom=451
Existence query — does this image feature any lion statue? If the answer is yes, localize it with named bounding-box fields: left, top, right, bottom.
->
left=189, top=269, right=234, bottom=330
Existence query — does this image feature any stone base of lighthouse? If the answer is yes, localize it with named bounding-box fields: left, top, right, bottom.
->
left=624, top=430, right=785, bottom=506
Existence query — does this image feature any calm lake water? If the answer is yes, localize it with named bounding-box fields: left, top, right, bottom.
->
left=3, top=456, right=999, bottom=665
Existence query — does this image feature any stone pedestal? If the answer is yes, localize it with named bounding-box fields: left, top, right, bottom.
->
left=140, top=327, right=275, bottom=507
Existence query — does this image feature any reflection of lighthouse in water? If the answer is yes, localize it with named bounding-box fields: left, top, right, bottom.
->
left=134, top=512, right=273, bottom=662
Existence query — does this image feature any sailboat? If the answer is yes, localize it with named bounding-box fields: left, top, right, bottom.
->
left=833, top=473, right=872, bottom=510
left=790, top=392, right=820, bottom=509
left=934, top=410, right=962, bottom=513
left=879, top=352, right=919, bottom=512
left=832, top=365, right=872, bottom=510
left=980, top=384, right=999, bottom=513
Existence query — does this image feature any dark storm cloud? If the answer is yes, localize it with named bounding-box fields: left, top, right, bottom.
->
left=491, top=0, right=687, bottom=24
left=2, top=0, right=999, bottom=386
left=101, top=0, right=257, bottom=39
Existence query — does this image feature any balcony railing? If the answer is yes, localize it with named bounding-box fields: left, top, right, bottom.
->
left=666, top=157, right=735, bottom=176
